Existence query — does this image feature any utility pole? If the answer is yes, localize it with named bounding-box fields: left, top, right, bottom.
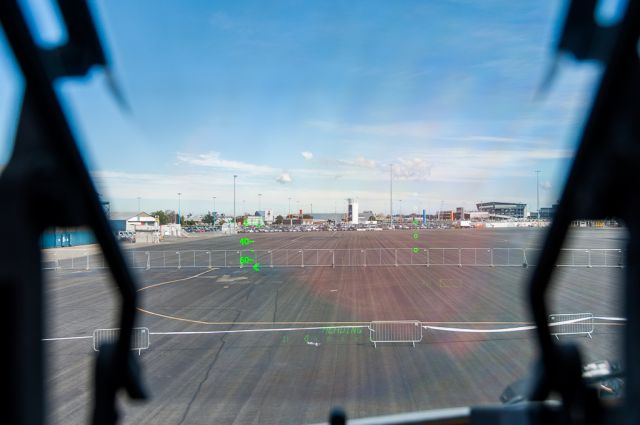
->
left=212, top=196, right=216, bottom=224
left=535, top=170, right=541, bottom=219
left=177, top=193, right=181, bottom=225
left=288, top=197, right=292, bottom=226
left=258, top=193, right=262, bottom=211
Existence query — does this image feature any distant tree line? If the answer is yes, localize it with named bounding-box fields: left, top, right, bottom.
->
left=151, top=210, right=227, bottom=226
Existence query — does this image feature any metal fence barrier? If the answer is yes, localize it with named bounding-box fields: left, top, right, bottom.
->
left=93, top=327, right=150, bottom=355
left=42, top=248, right=625, bottom=270
left=549, top=313, right=594, bottom=339
left=369, top=320, right=423, bottom=348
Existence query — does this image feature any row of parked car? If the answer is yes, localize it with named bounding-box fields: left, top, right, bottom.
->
left=237, top=224, right=450, bottom=233
left=116, top=230, right=136, bottom=242
left=184, top=226, right=217, bottom=233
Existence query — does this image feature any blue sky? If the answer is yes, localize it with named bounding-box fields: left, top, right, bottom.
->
left=1, top=0, right=602, bottom=216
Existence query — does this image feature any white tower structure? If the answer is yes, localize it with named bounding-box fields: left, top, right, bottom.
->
left=347, top=198, right=359, bottom=224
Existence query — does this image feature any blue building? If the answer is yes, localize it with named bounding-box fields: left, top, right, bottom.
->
left=41, top=228, right=95, bottom=248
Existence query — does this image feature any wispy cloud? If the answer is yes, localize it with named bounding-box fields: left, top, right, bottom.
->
left=306, top=120, right=434, bottom=139
left=338, top=156, right=377, bottom=169
left=301, top=151, right=313, bottom=160
left=176, top=151, right=276, bottom=174
left=325, top=147, right=572, bottom=183
left=392, top=158, right=432, bottom=180
left=456, top=135, right=520, bottom=143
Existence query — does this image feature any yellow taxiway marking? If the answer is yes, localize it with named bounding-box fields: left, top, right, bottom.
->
left=137, top=269, right=216, bottom=292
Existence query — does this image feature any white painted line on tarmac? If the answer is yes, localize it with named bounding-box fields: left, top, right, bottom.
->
left=42, top=336, right=93, bottom=341
left=423, top=316, right=626, bottom=333
left=149, top=325, right=367, bottom=336
left=41, top=317, right=626, bottom=342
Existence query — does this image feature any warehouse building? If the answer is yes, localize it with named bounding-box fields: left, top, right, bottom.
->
left=110, top=212, right=159, bottom=232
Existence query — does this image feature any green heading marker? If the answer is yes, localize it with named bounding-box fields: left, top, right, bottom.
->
left=252, top=262, right=261, bottom=272
left=412, top=247, right=420, bottom=254
left=239, top=238, right=255, bottom=245
left=239, top=256, right=254, bottom=264
left=412, top=232, right=419, bottom=239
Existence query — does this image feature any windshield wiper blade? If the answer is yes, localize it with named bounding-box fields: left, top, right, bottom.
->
left=0, top=1, right=146, bottom=424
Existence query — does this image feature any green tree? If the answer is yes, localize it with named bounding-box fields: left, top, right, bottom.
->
left=202, top=212, right=216, bottom=224
left=369, top=215, right=376, bottom=221
left=150, top=210, right=170, bottom=225
left=302, top=214, right=313, bottom=219
left=275, top=215, right=284, bottom=224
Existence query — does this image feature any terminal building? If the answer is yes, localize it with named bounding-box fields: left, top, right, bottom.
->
left=244, top=215, right=265, bottom=227
left=476, top=202, right=527, bottom=219
left=539, top=204, right=558, bottom=220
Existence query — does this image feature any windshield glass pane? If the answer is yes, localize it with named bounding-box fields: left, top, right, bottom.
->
left=0, top=0, right=625, bottom=423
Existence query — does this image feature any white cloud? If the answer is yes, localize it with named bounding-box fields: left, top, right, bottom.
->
left=540, top=180, right=552, bottom=190
left=353, top=156, right=376, bottom=168
left=301, top=151, right=314, bottom=160
left=276, top=172, right=292, bottom=184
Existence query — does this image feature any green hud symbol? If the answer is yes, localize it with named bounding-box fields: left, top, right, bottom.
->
left=412, top=247, right=420, bottom=254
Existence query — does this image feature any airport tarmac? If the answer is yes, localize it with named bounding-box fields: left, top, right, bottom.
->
left=43, top=228, right=626, bottom=424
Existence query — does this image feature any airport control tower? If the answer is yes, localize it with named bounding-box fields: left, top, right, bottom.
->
left=347, top=198, right=359, bottom=224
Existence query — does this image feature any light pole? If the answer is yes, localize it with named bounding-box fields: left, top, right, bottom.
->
left=288, top=197, right=292, bottom=226
left=535, top=170, right=541, bottom=219
left=390, top=164, right=393, bottom=226
left=258, top=193, right=262, bottom=211
left=233, top=175, right=237, bottom=228
left=212, top=196, right=216, bottom=224
left=399, top=199, right=403, bottom=222
left=177, top=193, right=181, bottom=225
